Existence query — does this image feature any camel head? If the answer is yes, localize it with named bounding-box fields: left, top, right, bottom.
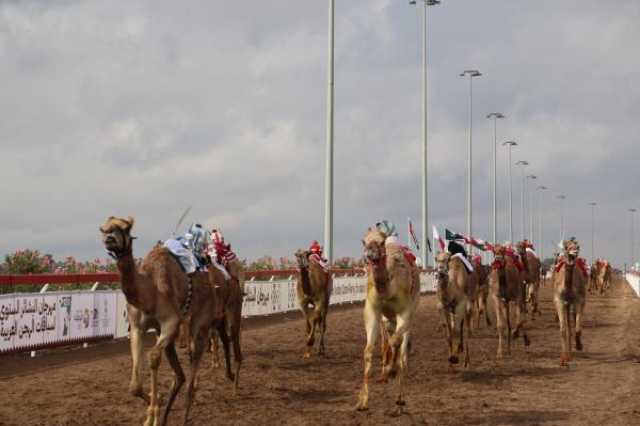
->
left=434, top=251, right=451, bottom=282
left=563, top=239, right=580, bottom=263
left=362, top=228, right=386, bottom=266
left=294, top=249, right=310, bottom=269
left=100, top=216, right=136, bottom=259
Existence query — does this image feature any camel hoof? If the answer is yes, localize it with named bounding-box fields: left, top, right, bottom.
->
left=448, top=355, right=459, bottom=365
left=523, top=335, right=531, bottom=347
left=355, top=400, right=369, bottom=412
left=576, top=341, right=583, bottom=351
left=303, top=352, right=312, bottom=360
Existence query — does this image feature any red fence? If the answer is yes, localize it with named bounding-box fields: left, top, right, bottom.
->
left=0, top=268, right=366, bottom=288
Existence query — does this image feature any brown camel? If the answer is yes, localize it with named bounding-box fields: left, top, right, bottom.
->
left=553, top=239, right=588, bottom=367
left=592, top=259, right=611, bottom=295
left=100, top=216, right=218, bottom=426
left=356, top=229, right=420, bottom=412
left=434, top=252, right=477, bottom=370
left=294, top=249, right=332, bottom=358
left=207, top=259, right=244, bottom=395
left=517, top=241, right=542, bottom=320
left=472, top=257, right=491, bottom=328
left=489, top=245, right=531, bottom=359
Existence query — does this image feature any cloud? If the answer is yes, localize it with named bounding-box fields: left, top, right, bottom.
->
left=1, top=0, right=639, bottom=267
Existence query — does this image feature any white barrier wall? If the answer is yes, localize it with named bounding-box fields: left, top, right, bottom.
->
left=2, top=273, right=436, bottom=351
left=0, top=291, right=119, bottom=354
left=625, top=273, right=640, bottom=297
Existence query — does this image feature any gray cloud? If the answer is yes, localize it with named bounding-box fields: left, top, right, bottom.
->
left=1, top=0, right=639, bottom=267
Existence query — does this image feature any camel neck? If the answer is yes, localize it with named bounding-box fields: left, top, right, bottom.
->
left=117, top=253, right=141, bottom=305
left=299, top=266, right=312, bottom=296
left=370, top=263, right=388, bottom=294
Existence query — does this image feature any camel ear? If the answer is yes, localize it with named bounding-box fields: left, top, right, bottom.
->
left=125, top=216, right=135, bottom=230
left=99, top=225, right=107, bottom=233
left=361, top=239, right=366, bottom=247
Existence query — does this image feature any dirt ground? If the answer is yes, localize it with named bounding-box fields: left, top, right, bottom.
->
left=1, top=276, right=640, bottom=426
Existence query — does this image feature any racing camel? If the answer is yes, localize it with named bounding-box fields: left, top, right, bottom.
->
left=489, top=244, right=531, bottom=359
left=553, top=239, right=588, bottom=367
left=434, top=251, right=477, bottom=369
left=517, top=240, right=542, bottom=320
left=294, top=249, right=332, bottom=358
left=472, top=255, right=491, bottom=328
left=356, top=228, right=420, bottom=412
left=100, top=216, right=218, bottom=426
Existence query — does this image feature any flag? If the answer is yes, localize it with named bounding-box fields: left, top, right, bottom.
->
left=408, top=219, right=420, bottom=251
left=445, top=229, right=464, bottom=241
left=433, top=226, right=445, bottom=251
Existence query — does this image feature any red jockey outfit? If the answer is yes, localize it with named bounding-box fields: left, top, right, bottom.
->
left=308, top=241, right=329, bottom=271
left=208, top=229, right=237, bottom=280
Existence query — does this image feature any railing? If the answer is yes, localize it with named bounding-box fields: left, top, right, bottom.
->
left=625, top=272, right=640, bottom=297
left=0, top=271, right=435, bottom=356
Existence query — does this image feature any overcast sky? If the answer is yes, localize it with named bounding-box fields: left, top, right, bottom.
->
left=1, top=0, right=639, bottom=267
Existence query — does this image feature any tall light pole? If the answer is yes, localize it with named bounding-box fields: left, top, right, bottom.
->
left=526, top=174, right=537, bottom=242
left=588, top=202, right=597, bottom=265
left=537, top=186, right=547, bottom=259
left=557, top=195, right=566, bottom=242
left=629, top=208, right=637, bottom=270
left=410, top=0, right=441, bottom=267
left=324, top=0, right=335, bottom=263
left=503, top=141, right=517, bottom=243
left=487, top=112, right=505, bottom=244
left=460, top=69, right=482, bottom=249
left=516, top=160, right=529, bottom=242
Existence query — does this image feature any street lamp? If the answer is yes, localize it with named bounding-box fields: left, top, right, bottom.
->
left=487, top=112, right=505, bottom=244
left=323, top=0, right=335, bottom=263
left=537, top=186, right=548, bottom=259
left=630, top=208, right=637, bottom=271
left=526, top=174, right=537, bottom=242
left=503, top=141, right=517, bottom=242
left=588, top=202, right=597, bottom=265
left=557, top=195, right=566, bottom=242
left=460, top=69, right=482, bottom=249
left=516, top=160, right=529, bottom=242
left=409, top=0, right=441, bottom=266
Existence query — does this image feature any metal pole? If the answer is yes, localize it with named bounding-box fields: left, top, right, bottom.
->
left=589, top=202, right=596, bottom=264
left=537, top=186, right=547, bottom=259
left=557, top=195, right=566, bottom=242
left=504, top=141, right=517, bottom=243
left=468, top=74, right=473, bottom=249
left=487, top=113, right=504, bottom=244
left=460, top=70, right=481, bottom=251
left=631, top=208, right=637, bottom=270
left=421, top=1, right=429, bottom=267
left=324, top=0, right=335, bottom=263
left=527, top=175, right=537, bottom=242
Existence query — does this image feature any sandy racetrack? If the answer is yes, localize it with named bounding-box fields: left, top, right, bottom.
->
left=1, top=277, right=640, bottom=425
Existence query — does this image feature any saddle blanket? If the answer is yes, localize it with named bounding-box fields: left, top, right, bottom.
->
left=452, top=253, right=474, bottom=273
left=164, top=238, right=198, bottom=274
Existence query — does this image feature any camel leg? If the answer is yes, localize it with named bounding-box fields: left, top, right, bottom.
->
left=484, top=294, right=492, bottom=327
left=128, top=323, right=149, bottom=403
left=230, top=307, right=243, bottom=395
left=493, top=296, right=506, bottom=359
left=391, top=312, right=412, bottom=413
left=317, top=301, right=328, bottom=356
left=463, top=303, right=472, bottom=368
left=356, top=301, right=380, bottom=411
left=160, top=342, right=185, bottom=426
left=439, top=306, right=456, bottom=367
left=555, top=300, right=570, bottom=367
left=301, top=304, right=315, bottom=359
left=575, top=301, right=584, bottom=352
left=513, top=299, right=530, bottom=349
left=183, top=326, right=207, bottom=426
left=145, top=317, right=179, bottom=426
left=210, top=328, right=221, bottom=368
left=216, top=320, right=234, bottom=382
